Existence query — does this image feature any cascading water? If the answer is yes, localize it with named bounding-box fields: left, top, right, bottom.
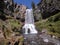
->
left=22, top=9, right=60, bottom=45
left=23, top=9, right=38, bottom=34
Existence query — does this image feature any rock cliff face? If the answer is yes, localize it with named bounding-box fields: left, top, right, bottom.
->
left=33, top=6, right=42, bottom=21
left=0, top=0, right=26, bottom=21
left=37, top=0, right=60, bottom=19
left=0, top=0, right=5, bottom=13
left=0, top=0, right=24, bottom=45
left=0, top=0, right=14, bottom=21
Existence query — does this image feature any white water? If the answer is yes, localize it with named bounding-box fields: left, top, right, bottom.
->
left=23, top=9, right=38, bottom=34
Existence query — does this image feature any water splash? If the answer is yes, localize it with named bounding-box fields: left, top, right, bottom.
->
left=23, top=9, right=38, bottom=34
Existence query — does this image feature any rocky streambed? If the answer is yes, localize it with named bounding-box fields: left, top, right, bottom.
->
left=23, top=33, right=60, bottom=45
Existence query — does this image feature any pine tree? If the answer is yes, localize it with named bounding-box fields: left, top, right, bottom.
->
left=0, top=0, right=5, bottom=13
left=31, top=1, right=35, bottom=9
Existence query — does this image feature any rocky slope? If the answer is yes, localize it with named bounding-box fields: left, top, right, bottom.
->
left=35, top=12, right=60, bottom=38
left=0, top=0, right=26, bottom=45
left=37, top=0, right=60, bottom=19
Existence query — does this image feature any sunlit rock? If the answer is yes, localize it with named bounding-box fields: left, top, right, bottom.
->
left=43, top=39, right=49, bottom=42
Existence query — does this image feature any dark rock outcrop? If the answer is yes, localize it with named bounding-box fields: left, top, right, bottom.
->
left=0, top=0, right=5, bottom=13
left=37, top=0, right=60, bottom=19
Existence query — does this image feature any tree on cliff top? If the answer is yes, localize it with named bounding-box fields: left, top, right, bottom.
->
left=31, top=1, right=35, bottom=9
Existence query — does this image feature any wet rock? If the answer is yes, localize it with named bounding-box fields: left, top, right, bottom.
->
left=23, top=34, right=55, bottom=45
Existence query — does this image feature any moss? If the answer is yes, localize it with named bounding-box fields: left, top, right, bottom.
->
left=18, top=36, right=24, bottom=45
left=48, top=12, right=60, bottom=22
left=0, top=39, right=7, bottom=45
left=9, top=19, right=21, bottom=28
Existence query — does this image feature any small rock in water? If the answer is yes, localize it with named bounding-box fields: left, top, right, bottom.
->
left=31, top=41, right=36, bottom=43
left=43, top=39, right=49, bottom=42
left=24, top=37, right=26, bottom=40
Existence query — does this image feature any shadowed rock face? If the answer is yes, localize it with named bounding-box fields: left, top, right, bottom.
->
left=0, top=0, right=5, bottom=13
left=37, top=0, right=60, bottom=19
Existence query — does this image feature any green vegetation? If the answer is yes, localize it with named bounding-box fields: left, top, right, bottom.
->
left=0, top=39, right=7, bottom=45
left=35, top=12, right=60, bottom=37
left=0, top=17, right=23, bottom=45
left=8, top=19, right=21, bottom=28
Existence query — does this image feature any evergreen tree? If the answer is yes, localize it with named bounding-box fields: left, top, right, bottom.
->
left=0, top=0, right=7, bottom=21
left=0, top=0, right=5, bottom=13
left=31, top=1, right=35, bottom=9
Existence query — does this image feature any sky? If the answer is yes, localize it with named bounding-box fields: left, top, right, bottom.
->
left=14, top=0, right=40, bottom=8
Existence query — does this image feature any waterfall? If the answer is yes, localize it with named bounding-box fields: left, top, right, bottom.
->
left=23, top=9, right=38, bottom=34
left=25, top=9, right=34, bottom=24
